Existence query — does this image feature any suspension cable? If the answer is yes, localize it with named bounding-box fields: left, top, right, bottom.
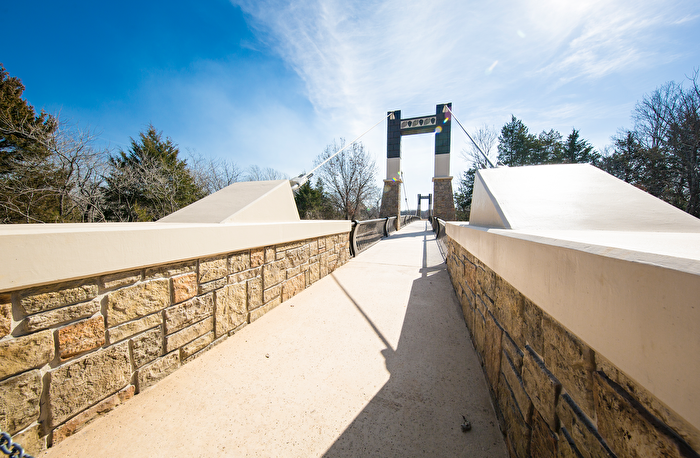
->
left=400, top=171, right=410, bottom=213
left=444, top=106, right=496, bottom=168
left=290, top=112, right=392, bottom=190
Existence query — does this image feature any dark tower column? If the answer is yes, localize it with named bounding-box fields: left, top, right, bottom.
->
left=433, top=103, right=455, bottom=220
left=379, top=111, right=402, bottom=225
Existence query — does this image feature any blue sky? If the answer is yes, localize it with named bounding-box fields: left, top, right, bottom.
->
left=3, top=0, right=700, bottom=210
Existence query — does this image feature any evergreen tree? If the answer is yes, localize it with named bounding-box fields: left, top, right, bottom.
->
left=497, top=116, right=538, bottom=166
left=105, top=125, right=205, bottom=221
left=561, top=128, right=598, bottom=164
left=454, top=166, right=477, bottom=221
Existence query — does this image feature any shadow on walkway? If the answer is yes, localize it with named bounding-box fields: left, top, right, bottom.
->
left=322, top=225, right=506, bottom=457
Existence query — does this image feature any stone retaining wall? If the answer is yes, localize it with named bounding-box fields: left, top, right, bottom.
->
left=0, top=232, right=350, bottom=455
left=445, top=236, right=700, bottom=458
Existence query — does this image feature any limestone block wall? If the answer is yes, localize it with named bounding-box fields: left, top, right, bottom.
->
left=445, top=236, right=700, bottom=458
left=0, top=233, right=350, bottom=455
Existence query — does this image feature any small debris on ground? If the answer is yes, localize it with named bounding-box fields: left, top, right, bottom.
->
left=265, top=353, right=270, bottom=358
left=461, top=415, right=472, bottom=432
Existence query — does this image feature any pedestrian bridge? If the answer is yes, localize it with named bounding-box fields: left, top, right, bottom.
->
left=2, top=165, right=700, bottom=458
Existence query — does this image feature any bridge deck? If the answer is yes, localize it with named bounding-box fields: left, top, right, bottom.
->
left=40, top=221, right=507, bottom=457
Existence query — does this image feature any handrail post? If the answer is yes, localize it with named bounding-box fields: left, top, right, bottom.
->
left=349, top=220, right=359, bottom=257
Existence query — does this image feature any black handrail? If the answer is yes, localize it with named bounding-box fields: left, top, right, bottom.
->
left=349, top=215, right=421, bottom=256
left=430, top=216, right=447, bottom=260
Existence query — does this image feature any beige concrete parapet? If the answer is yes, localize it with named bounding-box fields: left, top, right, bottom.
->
left=0, top=220, right=351, bottom=293
left=446, top=222, right=700, bottom=455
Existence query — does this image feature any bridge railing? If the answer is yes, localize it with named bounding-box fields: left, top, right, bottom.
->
left=430, top=217, right=447, bottom=259
left=349, top=215, right=421, bottom=256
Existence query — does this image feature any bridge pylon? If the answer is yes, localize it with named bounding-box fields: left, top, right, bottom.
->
left=380, top=103, right=456, bottom=224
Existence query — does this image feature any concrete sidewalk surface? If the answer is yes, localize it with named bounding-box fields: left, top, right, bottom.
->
left=40, top=221, right=507, bottom=457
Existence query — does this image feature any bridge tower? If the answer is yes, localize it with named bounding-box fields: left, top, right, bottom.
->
left=379, top=103, right=456, bottom=224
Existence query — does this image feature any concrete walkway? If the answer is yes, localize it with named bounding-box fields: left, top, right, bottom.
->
left=40, top=221, right=507, bottom=457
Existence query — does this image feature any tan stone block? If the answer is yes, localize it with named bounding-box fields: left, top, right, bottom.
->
left=106, top=279, right=170, bottom=327
left=215, top=283, right=246, bottom=337
left=596, top=354, right=700, bottom=453
left=263, top=260, right=286, bottom=289
left=51, top=385, right=134, bottom=446
left=282, top=274, right=305, bottom=302
left=58, top=316, right=105, bottom=360
left=20, top=282, right=98, bottom=315
left=107, top=313, right=161, bottom=343
left=199, top=256, right=228, bottom=283
left=180, top=331, right=214, bottom=360
left=502, top=351, right=533, bottom=424
left=199, top=277, right=227, bottom=295
left=102, top=270, right=141, bottom=290
left=530, top=410, right=559, bottom=458
left=247, top=277, right=262, bottom=310
left=172, top=272, right=197, bottom=304
left=24, top=299, right=101, bottom=333
left=522, top=345, right=561, bottom=431
left=558, top=392, right=615, bottom=458
left=286, top=246, right=309, bottom=268
left=523, top=296, right=544, bottom=356
left=543, top=315, right=596, bottom=420
left=483, top=311, right=503, bottom=394
left=165, top=317, right=213, bottom=352
left=12, top=423, right=44, bottom=456
left=558, top=427, right=584, bottom=458
left=0, top=370, right=41, bottom=435
left=228, top=267, right=260, bottom=284
left=137, top=351, right=179, bottom=392
left=0, top=330, right=54, bottom=380
left=263, top=285, right=281, bottom=304
left=250, top=297, right=281, bottom=322
left=132, top=326, right=162, bottom=368
left=498, top=373, right=532, bottom=458
left=250, top=248, right=264, bottom=268
left=317, top=236, right=326, bottom=252
left=264, top=246, right=275, bottom=263
left=309, top=240, right=318, bottom=256
left=0, top=301, right=12, bottom=338
left=286, top=265, right=301, bottom=279
left=502, top=331, right=524, bottom=373
left=229, top=251, right=251, bottom=273
left=308, top=262, right=320, bottom=285
left=145, top=261, right=196, bottom=279
left=48, top=342, right=130, bottom=426
left=495, top=275, right=524, bottom=346
left=164, top=294, right=213, bottom=335
left=320, top=252, right=329, bottom=278
left=593, top=372, right=692, bottom=458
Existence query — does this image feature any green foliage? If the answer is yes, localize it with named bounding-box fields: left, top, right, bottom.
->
left=598, top=73, right=700, bottom=216
left=105, top=125, right=205, bottom=221
left=454, top=166, right=476, bottom=221
left=497, top=116, right=599, bottom=167
left=294, top=179, right=335, bottom=219
left=0, top=64, right=57, bottom=172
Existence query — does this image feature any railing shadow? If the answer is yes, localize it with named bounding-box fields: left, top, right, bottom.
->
left=322, top=225, right=506, bottom=457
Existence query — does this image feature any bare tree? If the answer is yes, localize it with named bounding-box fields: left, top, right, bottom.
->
left=0, top=113, right=109, bottom=222
left=187, top=151, right=243, bottom=194
left=244, top=164, right=288, bottom=181
left=314, top=139, right=378, bottom=220
left=459, top=124, right=498, bottom=168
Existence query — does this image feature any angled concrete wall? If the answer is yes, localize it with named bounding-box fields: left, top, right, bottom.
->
left=448, top=164, right=700, bottom=457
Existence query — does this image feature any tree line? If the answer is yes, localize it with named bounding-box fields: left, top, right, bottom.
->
left=1, top=64, right=381, bottom=224
left=455, top=70, right=700, bottom=220
left=0, top=64, right=289, bottom=223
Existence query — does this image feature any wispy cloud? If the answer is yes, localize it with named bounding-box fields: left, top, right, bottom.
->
left=230, top=0, right=700, bottom=197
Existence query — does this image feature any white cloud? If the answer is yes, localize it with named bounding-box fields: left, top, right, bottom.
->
left=230, top=0, right=700, bottom=208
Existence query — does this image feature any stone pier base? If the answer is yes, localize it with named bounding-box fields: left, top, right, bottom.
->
left=380, top=180, right=401, bottom=228
left=432, top=177, right=455, bottom=221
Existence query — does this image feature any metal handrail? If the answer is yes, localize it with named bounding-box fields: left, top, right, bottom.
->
left=349, top=215, right=422, bottom=257
left=430, top=216, right=447, bottom=260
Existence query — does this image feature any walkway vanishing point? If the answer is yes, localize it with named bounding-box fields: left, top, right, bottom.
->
left=39, top=221, right=507, bottom=457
